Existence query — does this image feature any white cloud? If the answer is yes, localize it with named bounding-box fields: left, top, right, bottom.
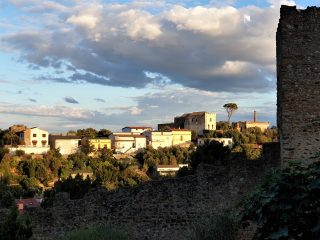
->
left=1, top=0, right=282, bottom=93
left=67, top=3, right=102, bottom=29
left=118, top=9, right=162, bottom=40
left=166, top=5, right=241, bottom=36
left=268, top=0, right=296, bottom=8
left=130, top=106, right=142, bottom=115
left=209, top=61, right=252, bottom=75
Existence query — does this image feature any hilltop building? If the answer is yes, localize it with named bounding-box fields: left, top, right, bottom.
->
left=171, top=129, right=192, bottom=146
left=110, top=132, right=147, bottom=154
left=158, top=111, right=216, bottom=135
left=122, top=126, right=152, bottom=134
left=49, top=135, right=81, bottom=155
left=8, top=127, right=50, bottom=154
left=88, top=138, right=112, bottom=151
left=144, top=131, right=173, bottom=149
left=144, top=129, right=192, bottom=149
left=233, top=111, right=270, bottom=132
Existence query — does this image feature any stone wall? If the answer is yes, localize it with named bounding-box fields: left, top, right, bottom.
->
left=277, top=5, right=320, bottom=166
left=28, top=157, right=279, bottom=240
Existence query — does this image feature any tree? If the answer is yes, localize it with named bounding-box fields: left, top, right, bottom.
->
left=216, top=121, right=230, bottom=131
left=241, top=162, right=320, bottom=240
left=80, top=138, right=94, bottom=155
left=76, top=128, right=97, bottom=138
left=223, top=103, right=238, bottom=125
left=97, top=129, right=112, bottom=138
left=191, top=140, right=231, bottom=168
left=3, top=130, right=19, bottom=147
left=0, top=205, right=33, bottom=240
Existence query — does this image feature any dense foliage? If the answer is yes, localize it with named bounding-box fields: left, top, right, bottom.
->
left=136, top=145, right=193, bottom=168
left=41, top=174, right=93, bottom=207
left=203, top=127, right=277, bottom=146
left=241, top=161, right=320, bottom=240
left=0, top=206, right=33, bottom=240
left=191, top=140, right=231, bottom=168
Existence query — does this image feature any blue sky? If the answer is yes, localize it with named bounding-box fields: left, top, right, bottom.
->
left=0, top=0, right=318, bottom=132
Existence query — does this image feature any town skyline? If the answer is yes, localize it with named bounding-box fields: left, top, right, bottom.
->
left=0, top=0, right=315, bottom=132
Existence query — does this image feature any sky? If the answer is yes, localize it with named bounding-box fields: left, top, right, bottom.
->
left=0, top=0, right=318, bottom=132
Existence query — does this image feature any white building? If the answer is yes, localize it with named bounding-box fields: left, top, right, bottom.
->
left=9, top=127, right=50, bottom=154
left=143, top=131, right=173, bottom=149
left=49, top=135, right=81, bottom=155
left=174, top=111, right=216, bottom=135
left=122, top=126, right=153, bottom=134
left=197, top=138, right=233, bottom=148
left=110, top=132, right=147, bottom=154
left=156, top=164, right=189, bottom=176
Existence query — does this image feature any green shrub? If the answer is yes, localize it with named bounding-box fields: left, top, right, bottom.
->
left=0, top=205, right=32, bottom=240
left=242, top=145, right=262, bottom=160
left=190, top=213, right=239, bottom=240
left=1, top=190, right=14, bottom=208
left=15, top=150, right=25, bottom=157
left=63, top=225, right=127, bottom=240
left=240, top=161, right=320, bottom=240
left=191, top=141, right=231, bottom=168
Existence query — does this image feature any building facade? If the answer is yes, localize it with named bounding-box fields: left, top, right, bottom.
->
left=110, top=133, right=147, bottom=154
left=49, top=135, right=81, bottom=155
left=171, top=129, right=192, bottom=146
left=19, top=127, right=49, bottom=147
left=144, top=131, right=173, bottom=149
left=122, top=126, right=153, bottom=134
left=8, top=127, right=50, bottom=154
left=233, top=111, right=270, bottom=132
left=88, top=138, right=112, bottom=150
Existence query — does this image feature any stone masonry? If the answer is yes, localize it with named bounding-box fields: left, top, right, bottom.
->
left=28, top=158, right=278, bottom=240
left=277, top=5, right=320, bottom=166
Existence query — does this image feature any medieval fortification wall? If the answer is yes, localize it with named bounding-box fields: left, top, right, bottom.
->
left=28, top=156, right=279, bottom=240
left=277, top=5, right=320, bottom=166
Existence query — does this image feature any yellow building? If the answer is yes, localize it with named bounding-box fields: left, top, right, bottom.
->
left=171, top=129, right=192, bottom=146
left=144, top=131, right=173, bottom=149
left=88, top=138, right=111, bottom=150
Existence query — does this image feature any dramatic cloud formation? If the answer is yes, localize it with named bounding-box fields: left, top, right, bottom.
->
left=64, top=97, right=79, bottom=104
left=0, top=0, right=301, bottom=130
left=1, top=0, right=282, bottom=93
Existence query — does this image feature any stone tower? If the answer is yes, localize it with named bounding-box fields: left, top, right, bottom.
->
left=277, top=5, right=320, bottom=166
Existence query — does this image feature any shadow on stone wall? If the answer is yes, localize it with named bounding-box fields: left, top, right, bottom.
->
left=28, top=147, right=280, bottom=240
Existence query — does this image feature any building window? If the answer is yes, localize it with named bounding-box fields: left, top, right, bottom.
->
left=42, top=134, right=46, bottom=137
left=208, top=124, right=210, bottom=129
left=212, top=124, right=214, bottom=129
left=210, top=118, right=212, bottom=122
left=33, top=134, right=37, bottom=137
left=180, top=136, right=183, bottom=141
left=32, top=140, right=37, bottom=147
